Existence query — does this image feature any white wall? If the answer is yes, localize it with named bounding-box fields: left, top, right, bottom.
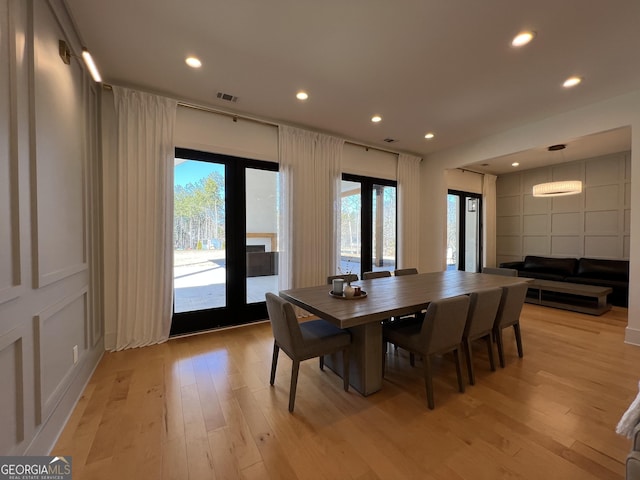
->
left=424, top=89, right=640, bottom=346
left=0, top=0, right=104, bottom=455
left=174, top=105, right=400, bottom=176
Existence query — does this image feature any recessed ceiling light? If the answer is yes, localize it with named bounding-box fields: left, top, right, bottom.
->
left=371, top=115, right=382, bottom=123
left=185, top=56, right=202, bottom=68
left=511, top=31, right=535, bottom=47
left=424, top=132, right=435, bottom=139
left=512, top=162, right=520, bottom=167
left=563, top=76, right=582, bottom=88
left=296, top=91, right=308, bottom=100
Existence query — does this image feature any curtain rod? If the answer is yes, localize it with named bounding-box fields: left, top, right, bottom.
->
left=102, top=82, right=421, bottom=159
left=457, top=167, right=486, bottom=175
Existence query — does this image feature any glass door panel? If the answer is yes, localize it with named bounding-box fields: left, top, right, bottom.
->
left=173, top=159, right=226, bottom=313
left=340, top=180, right=362, bottom=276
left=464, top=196, right=480, bottom=272
left=245, top=168, right=279, bottom=304
left=340, top=175, right=396, bottom=278
left=171, top=148, right=279, bottom=336
left=447, top=194, right=459, bottom=271
left=447, top=190, right=482, bottom=272
left=372, top=184, right=396, bottom=271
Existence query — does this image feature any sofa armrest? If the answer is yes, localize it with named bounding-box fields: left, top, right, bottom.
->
left=628, top=451, right=640, bottom=480
left=634, top=426, right=640, bottom=451
left=499, top=261, right=524, bottom=270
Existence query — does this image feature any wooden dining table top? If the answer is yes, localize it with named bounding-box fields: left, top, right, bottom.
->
left=279, top=270, right=531, bottom=329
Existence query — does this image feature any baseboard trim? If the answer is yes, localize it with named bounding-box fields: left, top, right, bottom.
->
left=625, top=327, right=640, bottom=346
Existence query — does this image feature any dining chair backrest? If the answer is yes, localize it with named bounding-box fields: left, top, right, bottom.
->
left=421, top=295, right=470, bottom=354
left=265, top=293, right=304, bottom=354
left=394, top=268, right=418, bottom=276
left=464, top=287, right=503, bottom=338
left=363, top=270, right=392, bottom=280
left=482, top=267, right=518, bottom=277
left=327, top=274, right=359, bottom=284
left=494, top=283, right=529, bottom=329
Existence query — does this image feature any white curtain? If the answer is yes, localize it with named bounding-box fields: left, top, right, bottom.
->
left=483, top=173, right=497, bottom=268
left=278, top=126, right=343, bottom=291
left=397, top=153, right=422, bottom=269
left=112, top=87, right=177, bottom=350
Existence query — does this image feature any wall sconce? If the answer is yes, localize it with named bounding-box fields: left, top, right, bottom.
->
left=59, top=40, right=71, bottom=64
left=58, top=39, right=102, bottom=83
left=467, top=198, right=478, bottom=212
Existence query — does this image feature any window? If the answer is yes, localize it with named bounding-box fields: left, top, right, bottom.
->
left=340, top=175, right=397, bottom=277
left=447, top=190, right=482, bottom=272
left=171, top=148, right=279, bottom=335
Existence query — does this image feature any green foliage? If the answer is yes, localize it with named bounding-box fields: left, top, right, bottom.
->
left=174, top=171, right=225, bottom=249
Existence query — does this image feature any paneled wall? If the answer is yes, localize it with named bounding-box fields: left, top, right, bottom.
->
left=0, top=0, right=103, bottom=455
left=496, top=151, right=631, bottom=265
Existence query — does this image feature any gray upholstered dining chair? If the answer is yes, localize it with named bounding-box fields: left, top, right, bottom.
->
left=462, top=287, right=502, bottom=385
left=394, top=267, right=418, bottom=276
left=492, top=282, right=528, bottom=368
left=383, top=295, right=470, bottom=409
left=327, top=274, right=359, bottom=284
left=363, top=270, right=392, bottom=280
left=481, top=267, right=518, bottom=277
left=265, top=293, right=351, bottom=412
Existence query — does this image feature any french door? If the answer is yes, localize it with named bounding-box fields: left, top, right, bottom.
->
left=340, top=174, right=397, bottom=277
left=447, top=190, right=482, bottom=272
left=171, top=148, right=279, bottom=336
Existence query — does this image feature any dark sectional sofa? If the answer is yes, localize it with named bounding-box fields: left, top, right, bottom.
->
left=499, top=255, right=629, bottom=307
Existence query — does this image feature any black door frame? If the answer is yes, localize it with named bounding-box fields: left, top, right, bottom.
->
left=448, top=189, right=483, bottom=272
left=342, top=174, right=397, bottom=277
left=171, top=147, right=278, bottom=336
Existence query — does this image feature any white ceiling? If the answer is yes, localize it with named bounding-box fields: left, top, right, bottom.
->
left=65, top=0, right=638, bottom=170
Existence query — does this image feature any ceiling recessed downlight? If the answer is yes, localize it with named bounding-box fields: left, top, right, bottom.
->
left=185, top=56, right=202, bottom=68
left=371, top=115, right=382, bottom=123
left=511, top=31, right=535, bottom=47
left=424, top=132, right=435, bottom=139
left=296, top=91, right=308, bottom=100
left=563, top=76, right=582, bottom=88
left=512, top=162, right=520, bottom=167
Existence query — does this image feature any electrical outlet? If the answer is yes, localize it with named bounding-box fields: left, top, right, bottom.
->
left=73, top=345, right=78, bottom=364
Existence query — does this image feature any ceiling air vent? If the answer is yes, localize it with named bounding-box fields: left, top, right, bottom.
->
left=216, top=92, right=238, bottom=103
left=383, top=138, right=397, bottom=143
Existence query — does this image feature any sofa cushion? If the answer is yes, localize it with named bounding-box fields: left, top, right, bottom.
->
left=576, top=257, right=629, bottom=281
left=523, top=256, right=577, bottom=277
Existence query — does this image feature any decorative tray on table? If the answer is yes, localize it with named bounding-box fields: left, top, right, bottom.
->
left=329, top=290, right=367, bottom=300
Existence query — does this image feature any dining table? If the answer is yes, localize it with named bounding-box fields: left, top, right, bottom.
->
left=279, top=270, right=532, bottom=396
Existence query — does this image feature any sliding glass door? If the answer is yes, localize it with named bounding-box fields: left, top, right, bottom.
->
left=447, top=190, right=482, bottom=272
left=340, top=175, right=396, bottom=277
left=171, top=148, right=278, bottom=335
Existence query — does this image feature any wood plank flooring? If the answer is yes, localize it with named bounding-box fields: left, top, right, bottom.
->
left=53, top=304, right=640, bottom=479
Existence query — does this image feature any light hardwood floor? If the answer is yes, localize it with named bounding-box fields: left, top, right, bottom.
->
left=54, top=304, right=639, bottom=479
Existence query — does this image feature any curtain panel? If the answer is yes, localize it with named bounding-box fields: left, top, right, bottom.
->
left=112, top=87, right=177, bottom=350
left=482, top=173, right=497, bottom=268
left=278, top=126, right=343, bottom=292
left=397, top=153, right=422, bottom=269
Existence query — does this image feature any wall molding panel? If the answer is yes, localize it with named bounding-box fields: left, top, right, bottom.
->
left=0, top=326, right=26, bottom=455
left=0, top=0, right=23, bottom=306
left=34, top=287, right=88, bottom=425
left=0, top=0, right=104, bottom=456
left=496, top=151, right=630, bottom=264
left=30, top=0, right=88, bottom=290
